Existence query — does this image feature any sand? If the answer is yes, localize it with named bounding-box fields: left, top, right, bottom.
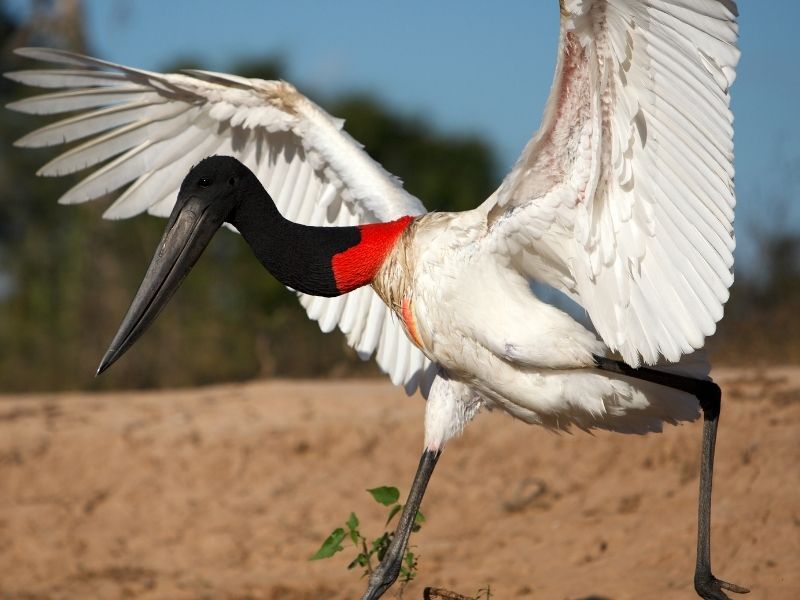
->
left=1, top=367, right=798, bottom=599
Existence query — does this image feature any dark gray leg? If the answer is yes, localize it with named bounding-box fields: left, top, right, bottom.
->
left=693, top=392, right=749, bottom=599
left=361, top=449, right=441, bottom=600
left=592, top=356, right=749, bottom=599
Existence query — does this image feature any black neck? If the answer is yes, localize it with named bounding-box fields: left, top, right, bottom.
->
left=228, top=186, right=361, bottom=297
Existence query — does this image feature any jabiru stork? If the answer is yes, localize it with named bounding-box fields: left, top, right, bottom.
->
left=6, top=1, right=746, bottom=598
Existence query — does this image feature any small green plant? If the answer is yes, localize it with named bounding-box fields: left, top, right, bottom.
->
left=310, top=486, right=425, bottom=584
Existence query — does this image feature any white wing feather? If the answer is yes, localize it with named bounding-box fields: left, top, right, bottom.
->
left=483, top=0, right=739, bottom=366
left=7, top=47, right=433, bottom=393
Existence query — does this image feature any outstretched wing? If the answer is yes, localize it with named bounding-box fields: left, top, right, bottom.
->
left=483, top=0, right=739, bottom=366
left=6, top=47, right=436, bottom=394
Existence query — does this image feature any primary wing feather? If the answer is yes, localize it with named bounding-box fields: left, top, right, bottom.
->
left=484, top=0, right=739, bottom=366
left=7, top=47, right=433, bottom=393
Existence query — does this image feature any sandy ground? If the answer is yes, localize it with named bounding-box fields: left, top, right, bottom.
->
left=1, top=367, right=798, bottom=600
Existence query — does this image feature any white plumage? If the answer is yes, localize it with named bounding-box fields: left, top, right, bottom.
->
left=486, top=0, right=738, bottom=367
left=7, top=2, right=745, bottom=598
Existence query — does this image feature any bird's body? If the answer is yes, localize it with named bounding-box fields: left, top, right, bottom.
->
left=373, top=208, right=700, bottom=445
left=6, top=1, right=748, bottom=598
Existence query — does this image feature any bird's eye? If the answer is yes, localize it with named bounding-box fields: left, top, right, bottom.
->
left=228, top=177, right=236, bottom=186
left=198, top=177, right=212, bottom=187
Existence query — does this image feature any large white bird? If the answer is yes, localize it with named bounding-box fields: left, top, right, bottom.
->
left=6, top=1, right=746, bottom=598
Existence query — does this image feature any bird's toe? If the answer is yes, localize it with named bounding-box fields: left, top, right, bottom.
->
left=694, top=572, right=750, bottom=600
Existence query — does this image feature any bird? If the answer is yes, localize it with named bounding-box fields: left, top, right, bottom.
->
left=5, top=1, right=746, bottom=599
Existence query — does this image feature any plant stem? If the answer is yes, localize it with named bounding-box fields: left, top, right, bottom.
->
left=361, top=537, right=373, bottom=575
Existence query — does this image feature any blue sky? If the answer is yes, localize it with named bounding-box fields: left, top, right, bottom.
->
left=6, top=0, right=800, bottom=269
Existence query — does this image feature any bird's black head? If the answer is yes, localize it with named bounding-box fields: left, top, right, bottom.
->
left=170, top=155, right=265, bottom=230
left=96, top=155, right=263, bottom=375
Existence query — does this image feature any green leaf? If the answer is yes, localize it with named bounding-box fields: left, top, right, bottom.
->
left=346, top=512, right=360, bottom=531
left=347, top=553, right=369, bottom=570
left=411, top=509, right=426, bottom=532
left=309, top=528, right=346, bottom=560
left=367, top=486, right=400, bottom=506
left=372, top=532, right=391, bottom=561
left=385, top=503, right=403, bottom=525
left=346, top=512, right=361, bottom=543
left=400, top=551, right=418, bottom=582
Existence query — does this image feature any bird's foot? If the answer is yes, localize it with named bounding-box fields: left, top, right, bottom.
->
left=694, top=571, right=749, bottom=600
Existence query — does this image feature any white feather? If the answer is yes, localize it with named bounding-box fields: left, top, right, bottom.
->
left=8, top=46, right=430, bottom=395
left=483, top=0, right=738, bottom=366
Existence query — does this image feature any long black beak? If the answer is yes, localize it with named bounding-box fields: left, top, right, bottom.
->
left=96, top=196, right=224, bottom=375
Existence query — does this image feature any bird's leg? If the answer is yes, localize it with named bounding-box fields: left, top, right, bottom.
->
left=361, top=449, right=441, bottom=600
left=592, top=356, right=749, bottom=599
left=693, top=390, right=749, bottom=599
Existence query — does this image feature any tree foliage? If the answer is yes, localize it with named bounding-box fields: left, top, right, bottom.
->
left=708, top=230, right=800, bottom=364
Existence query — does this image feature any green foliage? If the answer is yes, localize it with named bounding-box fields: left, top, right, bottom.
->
left=311, top=486, right=425, bottom=585
left=708, top=229, right=800, bottom=364
left=309, top=527, right=347, bottom=560
left=367, top=485, right=400, bottom=506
